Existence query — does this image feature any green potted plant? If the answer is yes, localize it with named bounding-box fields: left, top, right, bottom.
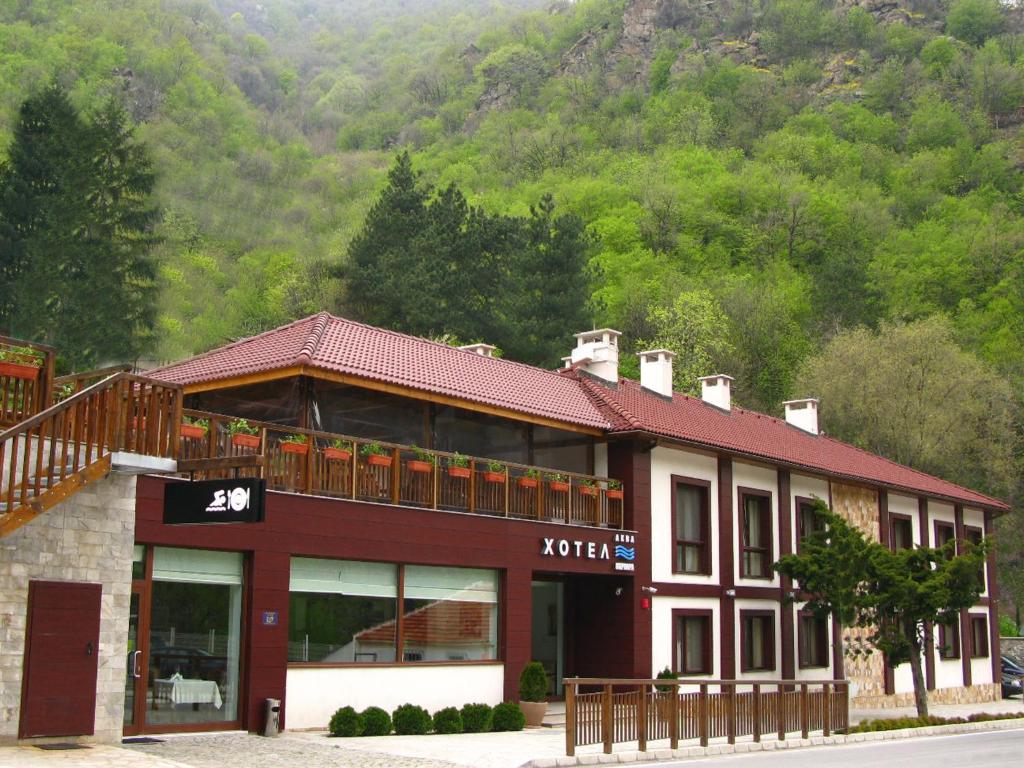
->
left=654, top=666, right=678, bottom=722
left=228, top=418, right=260, bottom=449
left=518, top=467, right=541, bottom=490
left=360, top=441, right=392, bottom=468
left=280, top=433, right=309, bottom=455
left=323, top=438, right=351, bottom=462
left=407, top=446, right=436, bottom=474
left=0, top=345, right=44, bottom=381
left=546, top=472, right=569, bottom=493
left=579, top=477, right=598, bottom=496
left=180, top=416, right=209, bottom=440
left=518, top=661, right=549, bottom=728
left=447, top=453, right=471, bottom=479
left=483, top=459, right=506, bottom=484
left=607, top=478, right=624, bottom=500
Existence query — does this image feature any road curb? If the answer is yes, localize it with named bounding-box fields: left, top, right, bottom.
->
left=524, top=717, right=1024, bottom=767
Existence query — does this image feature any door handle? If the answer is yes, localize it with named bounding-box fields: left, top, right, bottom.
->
left=86, top=641, right=93, bottom=656
left=132, top=650, right=141, bottom=678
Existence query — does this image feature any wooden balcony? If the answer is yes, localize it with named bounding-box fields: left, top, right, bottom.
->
left=0, top=336, right=56, bottom=429
left=177, top=409, right=625, bottom=529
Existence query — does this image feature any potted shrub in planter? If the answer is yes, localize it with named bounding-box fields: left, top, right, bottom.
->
left=180, top=417, right=209, bottom=440
left=517, top=468, right=541, bottom=489
left=579, top=478, right=598, bottom=496
left=0, top=345, right=43, bottom=380
left=280, top=433, right=309, bottom=455
left=323, top=438, right=351, bottom=462
left=447, top=453, right=471, bottom=479
left=607, top=479, right=624, bottom=500
left=518, top=661, right=549, bottom=728
left=228, top=418, right=260, bottom=448
left=482, top=459, right=506, bottom=484
left=546, top=473, right=569, bottom=493
left=361, top=442, right=392, bottom=467
left=654, top=667, right=678, bottom=723
left=407, top=446, right=436, bottom=474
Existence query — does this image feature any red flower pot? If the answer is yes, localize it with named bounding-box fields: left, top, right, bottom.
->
left=323, top=447, right=351, bottom=462
left=483, top=471, right=506, bottom=484
left=448, top=466, right=471, bottom=479
left=366, top=453, right=392, bottom=468
left=180, top=424, right=207, bottom=440
left=408, top=459, right=434, bottom=473
left=0, top=361, right=40, bottom=381
left=580, top=485, right=598, bottom=496
left=517, top=477, right=539, bottom=489
left=281, top=441, right=309, bottom=455
left=549, top=481, right=569, bottom=493
left=607, top=489, right=624, bottom=500
left=232, top=433, right=260, bottom=449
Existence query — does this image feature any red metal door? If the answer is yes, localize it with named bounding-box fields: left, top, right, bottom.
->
left=19, top=580, right=102, bottom=738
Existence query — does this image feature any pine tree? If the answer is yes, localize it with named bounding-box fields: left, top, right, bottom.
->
left=0, top=83, right=159, bottom=369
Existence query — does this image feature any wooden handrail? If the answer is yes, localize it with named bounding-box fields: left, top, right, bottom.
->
left=0, top=336, right=57, bottom=426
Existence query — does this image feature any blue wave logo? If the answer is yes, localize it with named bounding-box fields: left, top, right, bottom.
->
left=614, top=545, right=635, bottom=561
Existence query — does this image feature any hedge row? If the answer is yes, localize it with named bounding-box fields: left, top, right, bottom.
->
left=849, top=711, right=1023, bottom=733
left=328, top=701, right=525, bottom=737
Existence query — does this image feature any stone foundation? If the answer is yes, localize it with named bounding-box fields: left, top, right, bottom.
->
left=851, top=683, right=1001, bottom=709
left=0, top=473, right=137, bottom=745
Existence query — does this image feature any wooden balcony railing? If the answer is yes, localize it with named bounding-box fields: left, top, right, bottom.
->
left=565, top=678, right=849, bottom=757
left=0, top=336, right=56, bottom=429
left=178, top=409, right=625, bottom=529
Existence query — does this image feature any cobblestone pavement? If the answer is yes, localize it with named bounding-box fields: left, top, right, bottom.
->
left=0, top=743, right=192, bottom=768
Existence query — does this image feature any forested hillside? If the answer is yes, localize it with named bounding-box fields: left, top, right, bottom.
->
left=3, top=0, right=1024, bottom=512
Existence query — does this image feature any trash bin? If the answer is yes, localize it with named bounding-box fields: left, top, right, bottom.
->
left=263, top=698, right=281, bottom=737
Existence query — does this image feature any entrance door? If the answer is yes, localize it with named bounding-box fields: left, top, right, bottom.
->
left=531, top=581, right=565, bottom=698
left=20, top=581, right=102, bottom=738
left=123, top=585, right=147, bottom=735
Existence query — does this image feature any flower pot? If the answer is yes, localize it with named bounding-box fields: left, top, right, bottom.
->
left=517, top=477, right=539, bottom=489
left=323, top=447, right=351, bottom=462
left=548, top=481, right=569, bottom=493
left=232, top=433, right=260, bottom=449
left=180, top=424, right=207, bottom=440
left=366, top=453, right=392, bottom=467
left=448, top=466, right=471, bottom=479
left=281, top=441, right=308, bottom=455
left=483, top=471, right=506, bottom=484
left=579, top=485, right=598, bottom=496
left=607, top=489, right=624, bottom=500
left=0, top=361, right=40, bottom=380
left=520, top=701, right=548, bottom=729
left=408, top=459, right=434, bottom=474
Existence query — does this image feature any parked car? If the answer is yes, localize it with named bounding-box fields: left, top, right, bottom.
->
left=150, top=644, right=227, bottom=685
left=1002, top=656, right=1024, bottom=698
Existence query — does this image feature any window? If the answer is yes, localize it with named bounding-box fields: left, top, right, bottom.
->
left=934, top=521, right=955, bottom=556
left=673, top=611, right=711, bottom=675
left=965, top=527, right=985, bottom=591
left=740, top=491, right=772, bottom=578
left=970, top=615, right=989, bottom=658
left=288, top=558, right=499, bottom=664
left=741, top=611, right=776, bottom=672
left=796, top=498, right=827, bottom=552
left=798, top=612, right=829, bottom=668
left=937, top=620, right=960, bottom=660
left=890, top=515, right=914, bottom=551
left=673, top=478, right=710, bottom=574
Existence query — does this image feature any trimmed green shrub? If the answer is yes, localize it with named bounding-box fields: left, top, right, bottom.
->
left=329, top=705, right=362, bottom=737
left=460, top=703, right=493, bottom=733
left=360, top=706, right=392, bottom=736
left=848, top=712, right=1022, bottom=733
left=519, top=661, right=548, bottom=702
left=392, top=703, right=432, bottom=735
left=491, top=701, right=526, bottom=732
left=432, top=706, right=463, bottom=734
left=655, top=666, right=678, bottom=692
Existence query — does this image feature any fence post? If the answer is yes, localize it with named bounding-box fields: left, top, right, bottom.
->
left=777, top=684, right=786, bottom=742
left=565, top=680, right=576, bottom=758
left=727, top=682, right=736, bottom=745
left=637, top=683, right=647, bottom=753
left=800, top=683, right=809, bottom=739
left=752, top=683, right=761, bottom=742
left=699, top=683, right=709, bottom=747
left=822, top=682, right=831, bottom=737
left=669, top=681, right=679, bottom=750
left=602, top=684, right=613, bottom=755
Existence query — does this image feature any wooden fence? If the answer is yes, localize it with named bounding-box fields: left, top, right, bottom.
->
left=565, top=678, right=849, bottom=756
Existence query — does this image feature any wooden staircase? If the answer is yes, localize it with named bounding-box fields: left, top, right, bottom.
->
left=0, top=370, right=183, bottom=537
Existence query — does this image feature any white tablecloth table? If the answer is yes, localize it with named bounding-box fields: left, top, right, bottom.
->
left=154, top=678, right=223, bottom=709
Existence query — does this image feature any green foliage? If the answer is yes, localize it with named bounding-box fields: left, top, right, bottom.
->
left=655, top=666, right=678, bottom=692
left=392, top=703, right=431, bottom=735
left=360, top=706, right=392, bottom=736
left=849, top=712, right=1023, bottom=733
left=999, top=614, right=1019, bottom=637
left=460, top=703, right=493, bottom=733
left=432, top=706, right=463, bottom=734
left=518, top=661, right=548, bottom=702
left=947, top=0, right=1005, bottom=46
left=328, top=706, right=362, bottom=737
left=491, top=701, right=526, bottom=731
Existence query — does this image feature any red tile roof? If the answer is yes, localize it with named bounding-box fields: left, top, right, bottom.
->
left=149, top=313, right=610, bottom=430
left=575, top=376, right=1007, bottom=510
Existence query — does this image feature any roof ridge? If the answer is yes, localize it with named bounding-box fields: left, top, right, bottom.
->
left=297, top=311, right=331, bottom=365
left=573, top=374, right=643, bottom=430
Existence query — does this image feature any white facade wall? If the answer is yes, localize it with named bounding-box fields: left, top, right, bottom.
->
left=650, top=596, right=720, bottom=684
left=285, top=664, right=504, bottom=729
left=887, top=493, right=920, bottom=545
left=732, top=461, right=780, bottom=588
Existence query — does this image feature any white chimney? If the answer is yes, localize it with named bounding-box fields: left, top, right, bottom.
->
left=783, top=398, right=819, bottom=435
left=459, top=342, right=497, bottom=358
left=698, top=374, right=734, bottom=411
left=638, top=349, right=675, bottom=398
left=570, top=329, right=621, bottom=383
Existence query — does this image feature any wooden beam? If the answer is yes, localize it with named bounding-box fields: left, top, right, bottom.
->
left=177, top=455, right=264, bottom=473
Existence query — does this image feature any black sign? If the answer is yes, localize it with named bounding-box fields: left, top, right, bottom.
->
left=164, top=478, right=266, bottom=525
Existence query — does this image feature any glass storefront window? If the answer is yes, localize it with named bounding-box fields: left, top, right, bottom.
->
left=402, top=565, right=498, bottom=662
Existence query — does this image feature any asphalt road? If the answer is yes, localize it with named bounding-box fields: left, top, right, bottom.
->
left=641, top=728, right=1024, bottom=768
